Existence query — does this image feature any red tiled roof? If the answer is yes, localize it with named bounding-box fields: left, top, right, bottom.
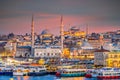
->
left=94, top=49, right=110, bottom=52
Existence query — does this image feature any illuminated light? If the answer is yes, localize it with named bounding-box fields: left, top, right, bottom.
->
left=63, top=48, right=70, bottom=58
left=64, top=31, right=70, bottom=35
left=38, top=59, right=45, bottom=65
left=23, top=76, right=29, bottom=80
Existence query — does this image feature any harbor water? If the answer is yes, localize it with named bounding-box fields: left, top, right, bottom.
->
left=0, top=75, right=89, bottom=80
left=0, top=75, right=101, bottom=80
left=1, top=75, right=119, bottom=80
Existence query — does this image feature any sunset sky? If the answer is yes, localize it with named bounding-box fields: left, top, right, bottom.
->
left=0, top=0, right=120, bottom=35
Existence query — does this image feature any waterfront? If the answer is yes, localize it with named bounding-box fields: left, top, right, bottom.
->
left=1, top=75, right=120, bottom=80
left=0, top=75, right=88, bottom=80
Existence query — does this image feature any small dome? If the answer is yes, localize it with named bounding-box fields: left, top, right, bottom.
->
left=41, top=29, right=50, bottom=35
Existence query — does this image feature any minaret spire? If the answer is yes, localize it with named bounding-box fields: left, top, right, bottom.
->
left=31, top=14, right=35, bottom=56
left=86, top=24, right=88, bottom=35
left=60, top=15, right=64, bottom=53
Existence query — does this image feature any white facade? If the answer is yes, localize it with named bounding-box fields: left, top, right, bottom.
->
left=34, top=46, right=61, bottom=58
left=94, top=50, right=109, bottom=66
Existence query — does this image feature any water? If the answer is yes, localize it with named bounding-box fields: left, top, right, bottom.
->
left=0, top=75, right=90, bottom=80
left=1, top=75, right=119, bottom=80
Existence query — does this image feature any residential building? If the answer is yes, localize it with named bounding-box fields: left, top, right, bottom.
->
left=94, top=46, right=110, bottom=67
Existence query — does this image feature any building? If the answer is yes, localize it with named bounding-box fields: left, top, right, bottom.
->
left=80, top=40, right=94, bottom=60
left=94, top=46, right=110, bottom=67
left=88, top=39, right=101, bottom=49
left=106, top=51, right=120, bottom=68
left=34, top=29, right=61, bottom=59
left=34, top=45, right=61, bottom=59
left=104, top=42, right=120, bottom=68
left=15, top=46, right=31, bottom=58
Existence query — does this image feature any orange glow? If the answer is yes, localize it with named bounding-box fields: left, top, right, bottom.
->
left=0, top=13, right=118, bottom=35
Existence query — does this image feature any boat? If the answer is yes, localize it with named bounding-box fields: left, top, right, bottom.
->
left=0, top=65, right=6, bottom=75
left=85, top=67, right=120, bottom=79
left=28, top=66, right=47, bottom=76
left=13, top=69, right=24, bottom=76
left=13, top=65, right=25, bottom=76
left=2, top=65, right=14, bottom=76
left=56, top=68, right=86, bottom=77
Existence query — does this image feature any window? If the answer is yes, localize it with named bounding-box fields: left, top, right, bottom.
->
left=36, top=53, right=39, bottom=56
left=110, top=55, right=112, bottom=58
left=114, top=55, right=118, bottom=58
left=51, top=53, right=53, bottom=55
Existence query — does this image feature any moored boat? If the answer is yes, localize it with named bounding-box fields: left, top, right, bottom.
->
left=28, top=66, right=47, bottom=76
left=56, top=68, right=86, bottom=77
left=85, top=67, right=120, bottom=79
left=13, top=65, right=31, bottom=76
left=2, top=65, right=14, bottom=76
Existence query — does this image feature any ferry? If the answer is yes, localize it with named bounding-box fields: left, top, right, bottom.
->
left=28, top=66, right=47, bottom=76
left=56, top=68, right=86, bottom=77
left=13, top=69, right=24, bottom=76
left=13, top=65, right=27, bottom=76
left=2, top=65, right=14, bottom=76
left=85, top=67, right=120, bottom=79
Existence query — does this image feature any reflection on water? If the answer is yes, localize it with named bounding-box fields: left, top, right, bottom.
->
left=1, top=75, right=120, bottom=80
left=23, top=76, right=29, bottom=80
left=60, top=77, right=120, bottom=80
left=17, top=76, right=21, bottom=80
left=61, top=77, right=85, bottom=80
left=16, top=76, right=30, bottom=80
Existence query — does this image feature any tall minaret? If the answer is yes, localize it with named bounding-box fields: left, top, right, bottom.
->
left=31, top=15, right=35, bottom=56
left=86, top=24, right=88, bottom=35
left=60, top=16, right=64, bottom=52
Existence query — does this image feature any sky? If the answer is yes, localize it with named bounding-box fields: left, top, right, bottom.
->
left=0, top=0, right=120, bottom=35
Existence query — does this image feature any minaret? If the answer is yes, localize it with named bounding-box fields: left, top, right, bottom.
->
left=60, top=16, right=64, bottom=52
left=86, top=25, right=88, bottom=35
left=31, top=15, right=35, bottom=57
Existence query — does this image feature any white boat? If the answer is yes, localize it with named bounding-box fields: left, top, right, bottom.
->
left=85, top=67, right=120, bottom=79
left=2, top=65, right=14, bottom=76
left=13, top=69, right=24, bottom=76
left=28, top=66, right=47, bottom=76
left=13, top=65, right=29, bottom=76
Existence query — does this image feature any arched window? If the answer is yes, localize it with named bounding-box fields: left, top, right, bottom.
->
left=25, top=53, right=28, bottom=57
left=48, top=53, right=50, bottom=56
left=36, top=53, right=39, bottom=56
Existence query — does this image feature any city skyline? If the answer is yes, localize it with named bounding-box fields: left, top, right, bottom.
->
left=0, top=0, right=120, bottom=35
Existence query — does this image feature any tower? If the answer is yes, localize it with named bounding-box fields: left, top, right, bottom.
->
left=60, top=16, right=64, bottom=53
left=86, top=25, right=88, bottom=35
left=31, top=15, right=35, bottom=57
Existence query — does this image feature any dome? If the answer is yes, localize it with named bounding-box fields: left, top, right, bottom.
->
left=103, top=42, right=120, bottom=51
left=81, top=40, right=94, bottom=49
left=70, top=26, right=79, bottom=31
left=41, top=29, right=50, bottom=35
